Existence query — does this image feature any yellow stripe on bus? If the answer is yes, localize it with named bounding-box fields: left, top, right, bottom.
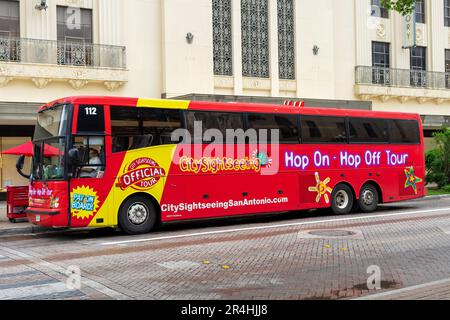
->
left=137, top=98, right=190, bottom=110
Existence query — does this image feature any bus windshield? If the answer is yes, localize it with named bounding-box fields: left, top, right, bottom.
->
left=34, top=104, right=69, bottom=140
left=32, top=138, right=66, bottom=181
left=32, top=105, right=69, bottom=181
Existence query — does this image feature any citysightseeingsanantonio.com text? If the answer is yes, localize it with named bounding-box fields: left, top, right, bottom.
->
left=162, top=197, right=289, bottom=214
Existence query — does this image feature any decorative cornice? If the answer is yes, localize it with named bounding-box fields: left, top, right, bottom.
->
left=0, top=76, right=13, bottom=88
left=69, top=79, right=88, bottom=90
left=355, top=84, right=450, bottom=104
left=0, top=61, right=128, bottom=91
left=104, top=81, right=125, bottom=91
left=31, top=78, right=52, bottom=89
left=399, top=96, right=411, bottom=104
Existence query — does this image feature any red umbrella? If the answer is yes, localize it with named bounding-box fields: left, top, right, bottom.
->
left=1, top=141, right=61, bottom=157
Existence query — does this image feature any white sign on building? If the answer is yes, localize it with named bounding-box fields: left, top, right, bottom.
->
left=402, top=10, right=416, bottom=48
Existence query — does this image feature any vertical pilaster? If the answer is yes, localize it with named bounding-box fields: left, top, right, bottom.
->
left=355, top=0, right=371, bottom=66
left=232, top=0, right=243, bottom=95
left=429, top=0, right=445, bottom=72
left=269, top=0, right=279, bottom=96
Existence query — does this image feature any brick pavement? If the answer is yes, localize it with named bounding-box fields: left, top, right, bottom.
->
left=0, top=197, right=450, bottom=299
left=356, top=278, right=450, bottom=300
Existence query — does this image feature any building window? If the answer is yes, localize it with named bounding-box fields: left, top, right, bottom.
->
left=371, top=0, right=389, bottom=19
left=445, top=49, right=450, bottom=88
left=445, top=0, right=450, bottom=27
left=0, top=0, right=20, bottom=62
left=57, top=6, right=93, bottom=66
left=241, top=0, right=269, bottom=78
left=410, top=46, right=426, bottom=87
left=372, top=42, right=390, bottom=85
left=415, top=0, right=425, bottom=24
left=213, top=0, right=233, bottom=76
left=277, top=0, right=295, bottom=80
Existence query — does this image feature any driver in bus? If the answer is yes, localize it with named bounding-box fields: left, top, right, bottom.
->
left=80, top=148, right=102, bottom=178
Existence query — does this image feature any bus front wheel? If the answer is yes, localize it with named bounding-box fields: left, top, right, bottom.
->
left=331, top=184, right=354, bottom=215
left=118, top=195, right=157, bottom=235
left=358, top=184, right=379, bottom=213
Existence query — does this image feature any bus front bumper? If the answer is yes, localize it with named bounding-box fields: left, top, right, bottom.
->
left=26, top=208, right=68, bottom=227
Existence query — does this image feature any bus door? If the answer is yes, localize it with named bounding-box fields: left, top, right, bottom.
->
left=69, top=105, right=112, bottom=228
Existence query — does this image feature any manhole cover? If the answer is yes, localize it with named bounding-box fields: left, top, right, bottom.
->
left=308, top=230, right=356, bottom=237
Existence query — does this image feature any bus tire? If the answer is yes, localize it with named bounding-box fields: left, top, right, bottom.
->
left=358, top=184, right=379, bottom=213
left=118, top=195, right=157, bottom=235
left=331, top=184, right=354, bottom=215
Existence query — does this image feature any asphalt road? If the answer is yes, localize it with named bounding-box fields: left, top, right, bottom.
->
left=1, top=196, right=450, bottom=300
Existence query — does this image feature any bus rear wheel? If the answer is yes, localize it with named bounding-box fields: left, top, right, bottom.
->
left=358, top=184, right=379, bottom=213
left=118, top=195, right=157, bottom=235
left=331, top=184, right=354, bottom=215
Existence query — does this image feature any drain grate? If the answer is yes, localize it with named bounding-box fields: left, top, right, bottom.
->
left=307, top=230, right=357, bottom=237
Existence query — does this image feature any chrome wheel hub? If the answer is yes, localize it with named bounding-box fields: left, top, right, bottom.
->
left=362, top=190, right=374, bottom=206
left=335, top=190, right=349, bottom=209
left=127, top=203, right=149, bottom=225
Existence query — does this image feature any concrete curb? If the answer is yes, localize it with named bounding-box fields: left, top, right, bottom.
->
left=414, top=194, right=450, bottom=201
left=0, top=224, right=52, bottom=236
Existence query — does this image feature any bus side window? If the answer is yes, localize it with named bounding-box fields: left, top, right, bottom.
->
left=111, top=106, right=139, bottom=153
left=185, top=111, right=244, bottom=144
left=141, top=108, right=181, bottom=146
left=247, top=113, right=299, bottom=144
left=301, top=116, right=347, bottom=144
left=349, top=118, right=389, bottom=144
left=389, top=119, right=420, bottom=144
left=72, top=136, right=105, bottom=178
left=111, top=106, right=182, bottom=152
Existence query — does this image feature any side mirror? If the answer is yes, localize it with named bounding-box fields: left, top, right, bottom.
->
left=68, top=148, right=80, bottom=167
left=16, top=155, right=30, bottom=179
left=16, top=155, right=25, bottom=171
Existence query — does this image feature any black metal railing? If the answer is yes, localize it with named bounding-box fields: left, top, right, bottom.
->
left=356, top=66, right=450, bottom=89
left=0, top=36, right=126, bottom=69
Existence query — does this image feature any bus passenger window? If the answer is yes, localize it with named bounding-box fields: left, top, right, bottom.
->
left=349, top=118, right=389, bottom=144
left=301, top=116, right=347, bottom=144
left=72, top=136, right=105, bottom=178
left=141, top=108, right=181, bottom=146
left=111, top=106, right=181, bottom=151
left=185, top=111, right=244, bottom=144
left=247, top=113, right=299, bottom=143
left=389, top=119, right=420, bottom=144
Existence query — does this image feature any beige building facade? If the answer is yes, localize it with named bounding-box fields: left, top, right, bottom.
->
left=0, top=0, right=449, bottom=188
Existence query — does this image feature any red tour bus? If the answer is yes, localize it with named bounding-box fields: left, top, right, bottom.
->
left=20, top=96, right=426, bottom=234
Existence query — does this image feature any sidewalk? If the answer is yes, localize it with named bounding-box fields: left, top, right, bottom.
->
left=0, top=202, right=49, bottom=235
left=356, top=278, right=450, bottom=300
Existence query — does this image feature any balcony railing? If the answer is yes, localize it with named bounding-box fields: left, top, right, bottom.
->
left=355, top=66, right=450, bottom=90
left=0, top=37, right=126, bottom=69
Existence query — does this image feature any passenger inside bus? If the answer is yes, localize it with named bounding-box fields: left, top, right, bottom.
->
left=73, top=136, right=105, bottom=178
left=79, top=148, right=102, bottom=178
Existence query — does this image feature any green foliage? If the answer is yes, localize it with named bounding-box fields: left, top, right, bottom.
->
left=443, top=185, right=450, bottom=193
left=380, top=0, right=415, bottom=15
left=426, top=128, right=450, bottom=188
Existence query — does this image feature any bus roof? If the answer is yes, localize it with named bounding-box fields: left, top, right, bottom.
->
left=39, top=96, right=420, bottom=120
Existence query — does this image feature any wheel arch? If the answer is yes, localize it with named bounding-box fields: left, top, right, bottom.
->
left=333, top=181, right=357, bottom=202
